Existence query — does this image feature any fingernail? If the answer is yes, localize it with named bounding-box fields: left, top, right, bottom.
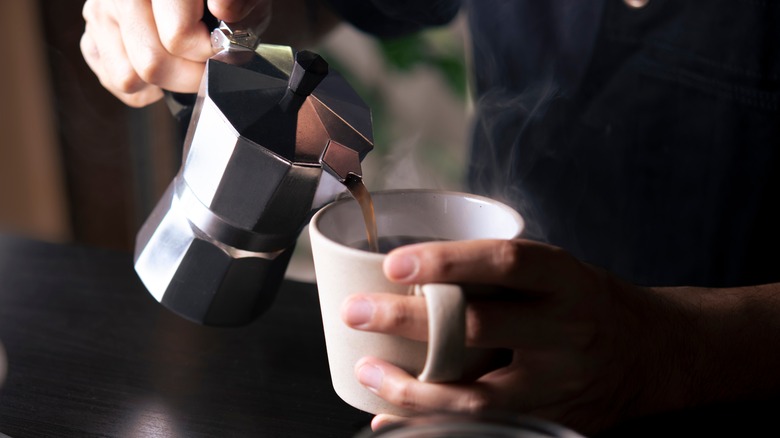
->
left=384, top=253, right=419, bottom=281
left=358, top=363, right=383, bottom=391
left=344, top=298, right=373, bottom=327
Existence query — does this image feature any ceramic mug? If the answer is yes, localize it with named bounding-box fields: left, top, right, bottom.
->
left=309, top=189, right=524, bottom=415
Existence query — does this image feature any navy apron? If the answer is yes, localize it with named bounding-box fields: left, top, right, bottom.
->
left=467, top=0, right=780, bottom=287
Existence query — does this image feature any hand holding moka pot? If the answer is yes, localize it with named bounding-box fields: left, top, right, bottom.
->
left=134, top=19, right=373, bottom=326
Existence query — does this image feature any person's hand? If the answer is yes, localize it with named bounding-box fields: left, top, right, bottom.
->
left=341, top=239, right=693, bottom=435
left=80, top=0, right=271, bottom=107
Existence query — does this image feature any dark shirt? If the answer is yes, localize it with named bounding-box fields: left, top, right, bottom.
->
left=327, top=0, right=780, bottom=288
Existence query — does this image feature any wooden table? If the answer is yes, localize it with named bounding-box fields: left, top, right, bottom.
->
left=0, top=235, right=372, bottom=437
left=4, top=234, right=780, bottom=438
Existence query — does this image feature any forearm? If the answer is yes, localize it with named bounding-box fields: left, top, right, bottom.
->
left=633, top=283, right=780, bottom=417
left=261, top=0, right=463, bottom=49
left=261, top=0, right=342, bottom=49
left=322, top=0, right=461, bottom=39
left=690, top=283, right=780, bottom=401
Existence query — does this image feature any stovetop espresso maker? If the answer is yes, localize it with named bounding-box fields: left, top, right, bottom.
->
left=134, top=19, right=373, bottom=326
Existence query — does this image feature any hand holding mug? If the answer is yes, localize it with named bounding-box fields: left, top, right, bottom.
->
left=309, top=190, right=524, bottom=415
left=343, top=237, right=687, bottom=435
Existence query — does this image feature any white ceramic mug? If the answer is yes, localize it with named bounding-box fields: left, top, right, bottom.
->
left=309, top=189, right=524, bottom=415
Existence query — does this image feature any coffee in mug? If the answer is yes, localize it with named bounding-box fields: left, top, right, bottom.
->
left=349, top=236, right=449, bottom=254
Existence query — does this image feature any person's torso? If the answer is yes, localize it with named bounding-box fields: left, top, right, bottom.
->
left=466, top=0, right=780, bottom=287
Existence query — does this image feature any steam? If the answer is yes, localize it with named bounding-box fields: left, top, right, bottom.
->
left=469, top=79, right=560, bottom=243
left=462, top=1, right=603, bottom=244
left=378, top=131, right=429, bottom=189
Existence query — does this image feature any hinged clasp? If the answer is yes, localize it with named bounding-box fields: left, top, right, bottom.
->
left=211, top=21, right=260, bottom=52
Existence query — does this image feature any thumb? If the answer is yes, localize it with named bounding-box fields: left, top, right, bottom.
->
left=208, top=0, right=271, bottom=30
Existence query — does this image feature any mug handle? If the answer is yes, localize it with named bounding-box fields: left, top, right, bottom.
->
left=416, top=284, right=466, bottom=382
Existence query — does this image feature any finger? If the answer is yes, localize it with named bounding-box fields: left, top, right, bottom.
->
left=473, top=352, right=605, bottom=426
left=342, top=293, right=429, bottom=342
left=80, top=1, right=102, bottom=64
left=208, top=0, right=269, bottom=24
left=342, top=292, right=574, bottom=348
left=82, top=2, right=144, bottom=93
left=371, top=414, right=405, bottom=431
left=114, top=0, right=206, bottom=93
left=355, top=357, right=496, bottom=415
left=111, top=85, right=166, bottom=108
left=152, top=0, right=214, bottom=61
left=80, top=24, right=104, bottom=77
left=360, top=357, right=602, bottom=433
left=384, top=239, right=589, bottom=293
left=211, top=0, right=272, bottom=36
left=81, top=15, right=162, bottom=106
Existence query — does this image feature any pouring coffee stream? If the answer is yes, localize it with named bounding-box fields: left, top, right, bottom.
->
left=346, top=175, right=380, bottom=253
left=134, top=19, right=375, bottom=326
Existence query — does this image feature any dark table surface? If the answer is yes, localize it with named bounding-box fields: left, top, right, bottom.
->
left=0, top=235, right=372, bottom=437
left=4, top=234, right=780, bottom=438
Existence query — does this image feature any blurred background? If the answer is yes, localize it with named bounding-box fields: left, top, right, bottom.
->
left=0, top=1, right=470, bottom=280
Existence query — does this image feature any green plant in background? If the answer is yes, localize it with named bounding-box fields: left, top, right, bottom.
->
left=323, top=21, right=469, bottom=190
left=377, top=26, right=469, bottom=190
left=289, top=22, right=470, bottom=281
left=315, top=54, right=394, bottom=160
left=378, top=31, right=468, bottom=100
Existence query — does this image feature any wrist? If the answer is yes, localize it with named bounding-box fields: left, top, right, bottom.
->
left=624, top=283, right=780, bottom=420
left=610, top=283, right=713, bottom=422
